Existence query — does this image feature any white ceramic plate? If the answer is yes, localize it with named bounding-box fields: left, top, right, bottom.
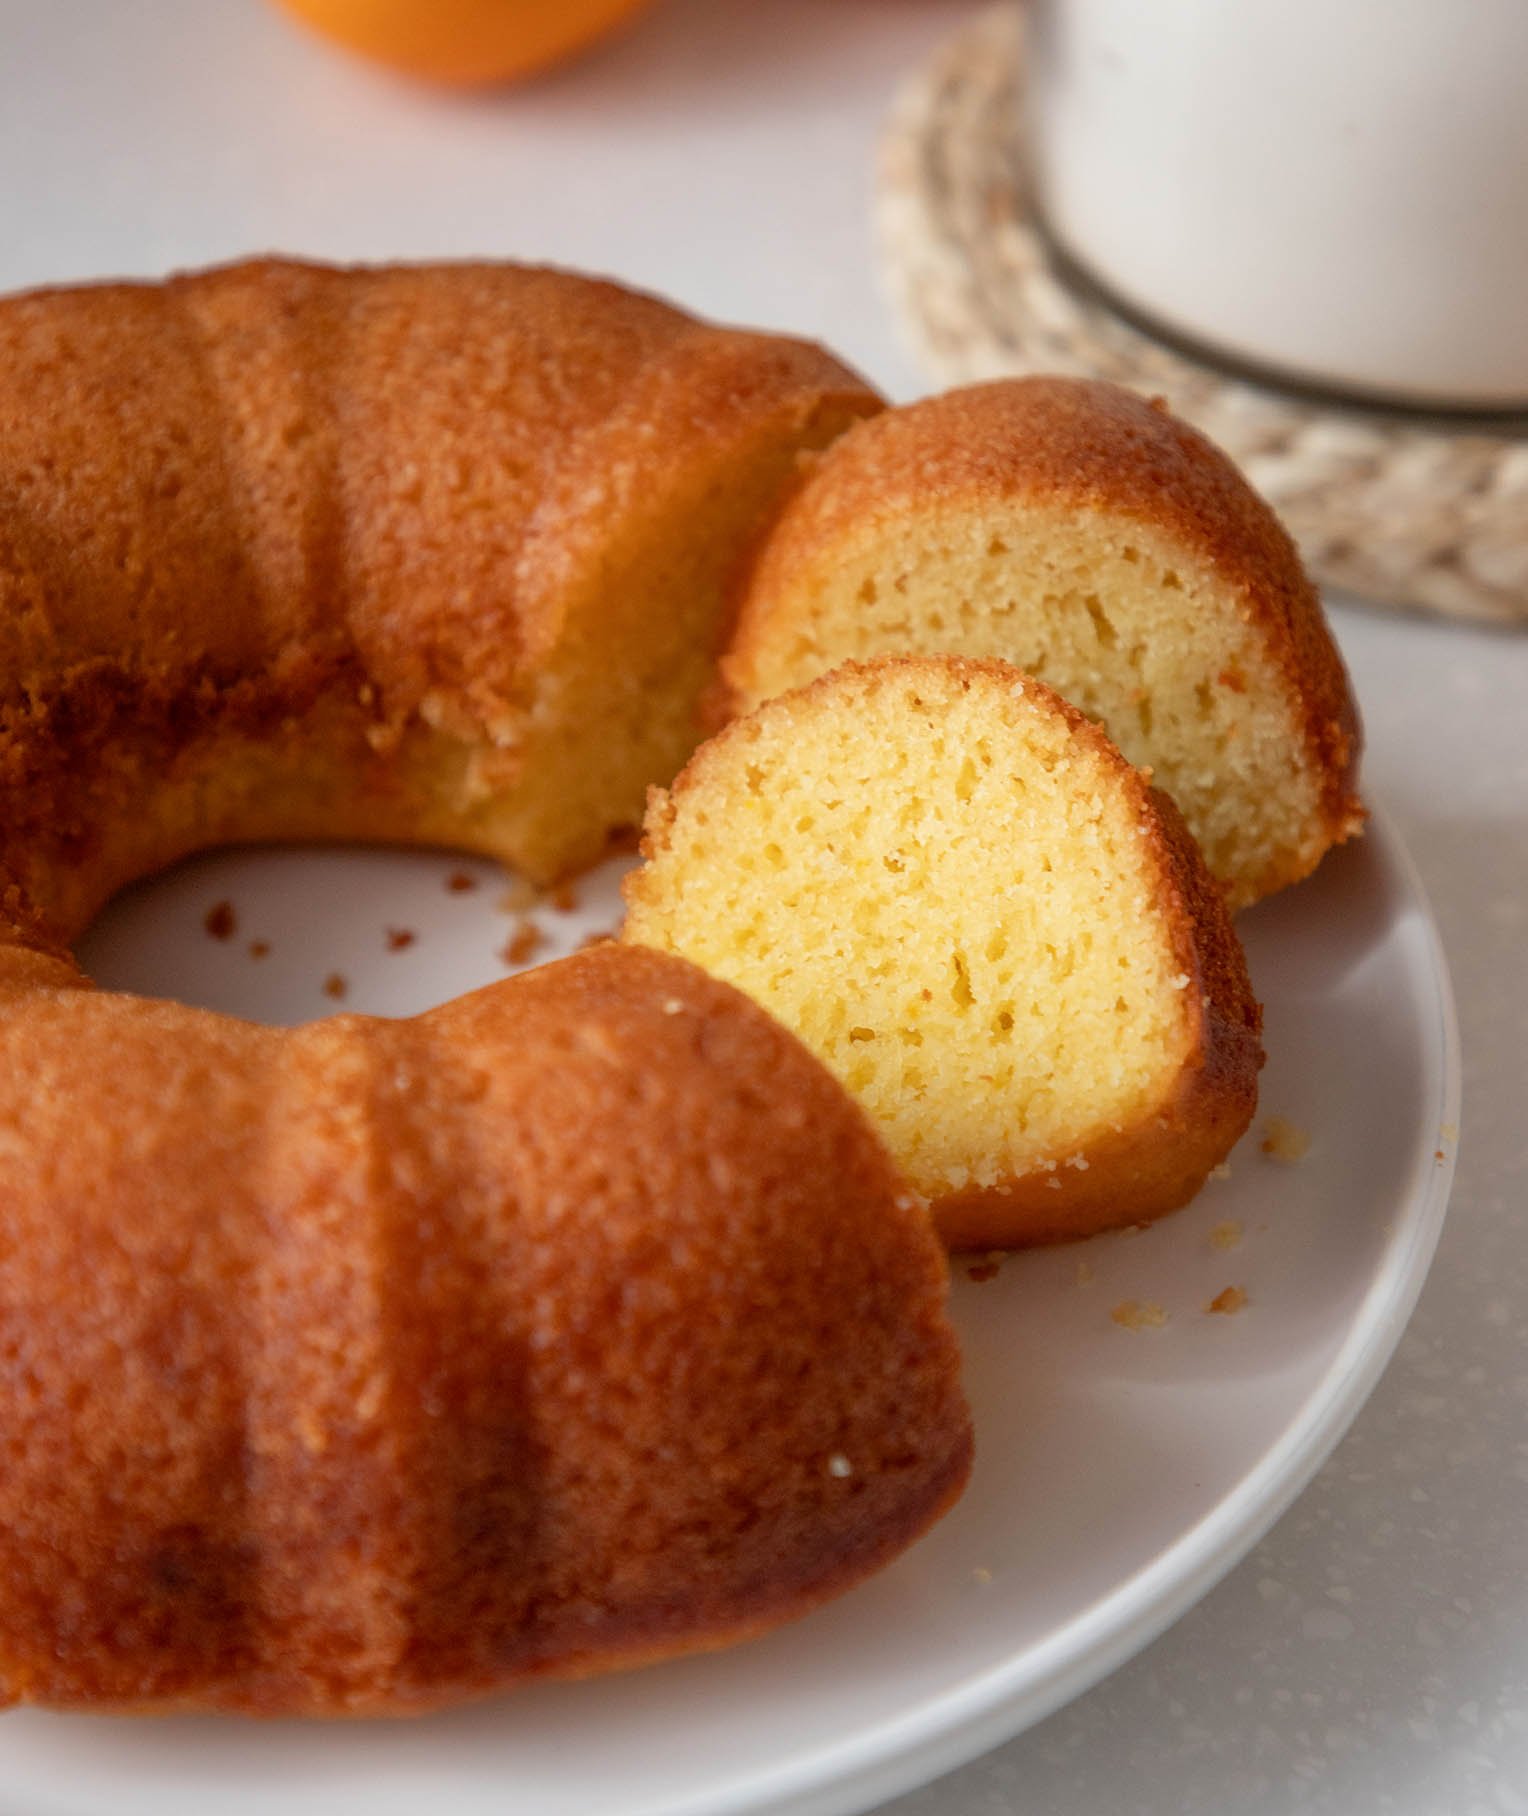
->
left=6, top=809, right=1455, bottom=1816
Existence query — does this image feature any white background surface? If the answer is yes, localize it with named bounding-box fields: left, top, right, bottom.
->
left=1, top=1, right=1524, bottom=1810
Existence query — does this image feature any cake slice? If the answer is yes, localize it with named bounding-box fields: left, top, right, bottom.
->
left=722, top=378, right=1364, bottom=909
left=624, top=656, right=1263, bottom=1248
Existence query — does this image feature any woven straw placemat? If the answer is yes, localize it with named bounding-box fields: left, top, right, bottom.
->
left=876, top=4, right=1528, bottom=625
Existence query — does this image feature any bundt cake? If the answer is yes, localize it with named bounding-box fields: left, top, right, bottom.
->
left=623, top=656, right=1264, bottom=1249
left=720, top=378, right=1364, bottom=909
left=0, top=259, right=980, bottom=1714
left=0, top=941, right=971, bottom=1713
left=0, top=254, right=882, bottom=939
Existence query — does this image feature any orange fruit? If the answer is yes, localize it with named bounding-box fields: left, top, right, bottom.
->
left=271, top=0, right=657, bottom=88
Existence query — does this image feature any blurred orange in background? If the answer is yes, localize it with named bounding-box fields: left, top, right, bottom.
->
left=270, top=0, right=658, bottom=87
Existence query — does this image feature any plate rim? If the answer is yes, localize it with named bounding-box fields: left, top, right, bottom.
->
left=9, top=810, right=1461, bottom=1816
left=645, top=805, right=1462, bottom=1816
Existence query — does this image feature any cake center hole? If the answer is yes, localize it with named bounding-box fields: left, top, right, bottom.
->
left=77, top=845, right=631, bottom=1026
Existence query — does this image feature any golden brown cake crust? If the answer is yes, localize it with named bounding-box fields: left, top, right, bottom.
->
left=0, top=255, right=871, bottom=697
left=722, top=377, right=1364, bottom=901
left=0, top=944, right=970, bottom=1715
left=0, top=256, right=882, bottom=936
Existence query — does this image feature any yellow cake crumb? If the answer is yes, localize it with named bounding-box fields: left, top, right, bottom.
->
left=501, top=920, right=546, bottom=967
left=1209, top=1218, right=1243, bottom=1251
left=1110, top=1299, right=1168, bottom=1331
left=622, top=655, right=1260, bottom=1248
left=1260, top=1116, right=1310, bottom=1162
left=498, top=875, right=541, bottom=915
left=1205, top=1285, right=1249, bottom=1316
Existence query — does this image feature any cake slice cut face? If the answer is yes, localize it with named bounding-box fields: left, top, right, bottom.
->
left=625, top=656, right=1264, bottom=1248
left=722, top=378, right=1364, bottom=909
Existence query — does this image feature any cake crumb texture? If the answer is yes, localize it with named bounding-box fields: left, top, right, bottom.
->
left=723, top=378, right=1364, bottom=908
left=624, top=654, right=1263, bottom=1247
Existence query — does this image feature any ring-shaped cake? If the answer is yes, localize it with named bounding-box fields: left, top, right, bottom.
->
left=0, top=258, right=971, bottom=1715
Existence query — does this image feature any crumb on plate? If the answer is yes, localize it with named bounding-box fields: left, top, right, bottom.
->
left=204, top=901, right=236, bottom=940
left=498, top=876, right=540, bottom=915
left=1205, top=1285, right=1249, bottom=1316
left=502, top=920, right=546, bottom=967
left=1260, top=1116, right=1310, bottom=1163
left=1110, top=1299, right=1168, bottom=1331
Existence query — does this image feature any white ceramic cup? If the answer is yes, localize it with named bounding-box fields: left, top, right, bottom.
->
left=1026, top=0, right=1528, bottom=410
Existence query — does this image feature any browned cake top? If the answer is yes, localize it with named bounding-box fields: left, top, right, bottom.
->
left=0, top=943, right=970, bottom=1712
left=0, top=255, right=875, bottom=725
left=0, top=256, right=882, bottom=934
left=737, top=377, right=1362, bottom=842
